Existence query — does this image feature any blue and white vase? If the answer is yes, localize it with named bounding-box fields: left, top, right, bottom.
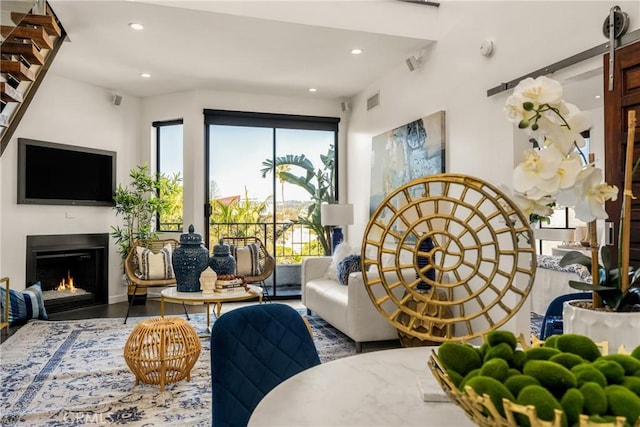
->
left=172, top=224, right=209, bottom=292
left=208, top=238, right=236, bottom=276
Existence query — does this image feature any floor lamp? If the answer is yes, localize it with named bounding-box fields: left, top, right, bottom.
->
left=321, top=204, right=354, bottom=254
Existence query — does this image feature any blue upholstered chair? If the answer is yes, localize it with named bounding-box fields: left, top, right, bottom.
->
left=538, top=292, right=592, bottom=340
left=210, top=303, right=321, bottom=427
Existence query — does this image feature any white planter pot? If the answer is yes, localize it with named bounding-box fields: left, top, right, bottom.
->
left=563, top=302, right=640, bottom=353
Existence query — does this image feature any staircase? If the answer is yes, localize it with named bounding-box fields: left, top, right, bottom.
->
left=0, top=0, right=66, bottom=156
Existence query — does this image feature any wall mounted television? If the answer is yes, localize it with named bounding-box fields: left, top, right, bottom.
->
left=18, top=138, right=117, bottom=207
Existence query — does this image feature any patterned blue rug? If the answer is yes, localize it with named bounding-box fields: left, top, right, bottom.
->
left=0, top=310, right=356, bottom=426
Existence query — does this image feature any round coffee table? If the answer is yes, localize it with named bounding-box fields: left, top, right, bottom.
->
left=160, top=285, right=263, bottom=332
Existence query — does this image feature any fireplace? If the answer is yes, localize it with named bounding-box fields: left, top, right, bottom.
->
left=26, top=234, right=109, bottom=314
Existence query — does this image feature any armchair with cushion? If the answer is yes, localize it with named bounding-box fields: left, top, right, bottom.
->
left=124, top=238, right=180, bottom=323
left=223, top=236, right=274, bottom=300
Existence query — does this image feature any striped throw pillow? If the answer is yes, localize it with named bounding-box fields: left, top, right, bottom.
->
left=135, top=243, right=175, bottom=280
left=230, top=243, right=262, bottom=276
left=0, top=281, right=48, bottom=326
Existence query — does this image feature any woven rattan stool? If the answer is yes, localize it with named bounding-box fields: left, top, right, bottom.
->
left=124, top=317, right=201, bottom=391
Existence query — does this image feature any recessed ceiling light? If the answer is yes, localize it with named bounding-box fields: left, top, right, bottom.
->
left=140, top=73, right=151, bottom=78
left=308, top=88, right=317, bottom=93
left=595, top=95, right=602, bottom=99
left=128, top=22, right=144, bottom=31
left=350, top=48, right=362, bottom=55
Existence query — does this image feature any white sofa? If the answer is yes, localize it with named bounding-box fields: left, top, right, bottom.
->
left=301, top=256, right=399, bottom=352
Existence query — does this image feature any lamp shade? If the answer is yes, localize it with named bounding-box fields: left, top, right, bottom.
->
left=321, top=204, right=354, bottom=226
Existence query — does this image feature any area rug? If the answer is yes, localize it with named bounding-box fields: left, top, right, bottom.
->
left=0, top=310, right=356, bottom=426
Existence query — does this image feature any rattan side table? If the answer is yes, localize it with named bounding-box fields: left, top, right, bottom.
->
left=124, top=317, right=201, bottom=391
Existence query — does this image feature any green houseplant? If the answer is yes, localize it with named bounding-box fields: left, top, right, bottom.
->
left=111, top=164, right=179, bottom=302
left=260, top=144, right=336, bottom=256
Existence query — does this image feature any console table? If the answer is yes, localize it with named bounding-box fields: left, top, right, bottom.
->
left=248, top=347, right=473, bottom=426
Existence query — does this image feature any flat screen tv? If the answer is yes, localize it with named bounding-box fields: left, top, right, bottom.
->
left=18, top=138, right=117, bottom=206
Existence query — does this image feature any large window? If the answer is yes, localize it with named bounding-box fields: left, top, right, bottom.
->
left=154, top=120, right=183, bottom=232
left=204, top=110, right=339, bottom=297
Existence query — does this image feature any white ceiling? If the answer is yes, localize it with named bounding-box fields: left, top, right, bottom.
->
left=48, top=0, right=437, bottom=99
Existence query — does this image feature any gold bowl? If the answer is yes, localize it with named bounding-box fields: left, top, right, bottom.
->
left=427, top=344, right=639, bottom=427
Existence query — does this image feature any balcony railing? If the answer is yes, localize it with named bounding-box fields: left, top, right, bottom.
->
left=209, top=222, right=325, bottom=264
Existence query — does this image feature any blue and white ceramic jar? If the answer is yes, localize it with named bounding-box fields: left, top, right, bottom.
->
left=172, top=224, right=209, bottom=292
left=208, top=238, right=236, bottom=276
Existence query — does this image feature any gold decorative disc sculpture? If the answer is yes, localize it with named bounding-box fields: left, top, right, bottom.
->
left=361, top=174, right=536, bottom=343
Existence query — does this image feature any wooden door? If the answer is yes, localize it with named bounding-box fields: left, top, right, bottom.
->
left=604, top=40, right=640, bottom=265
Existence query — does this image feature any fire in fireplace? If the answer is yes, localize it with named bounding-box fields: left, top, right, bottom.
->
left=26, top=234, right=109, bottom=314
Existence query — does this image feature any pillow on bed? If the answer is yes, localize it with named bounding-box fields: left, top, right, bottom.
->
left=0, top=281, right=48, bottom=326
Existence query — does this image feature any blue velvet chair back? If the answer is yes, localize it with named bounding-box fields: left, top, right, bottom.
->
left=538, top=292, right=592, bottom=340
left=210, top=303, right=321, bottom=427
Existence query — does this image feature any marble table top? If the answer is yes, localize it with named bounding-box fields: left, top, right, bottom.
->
left=248, top=346, right=473, bottom=426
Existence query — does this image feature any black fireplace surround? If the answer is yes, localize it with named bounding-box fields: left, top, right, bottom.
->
left=26, top=233, right=109, bottom=314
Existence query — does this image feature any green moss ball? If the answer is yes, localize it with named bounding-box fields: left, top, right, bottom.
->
left=438, top=342, right=482, bottom=376
left=483, top=342, right=514, bottom=364
left=560, top=388, right=584, bottom=426
left=549, top=353, right=586, bottom=370
left=631, top=345, right=640, bottom=360
left=598, top=354, right=640, bottom=376
left=525, top=347, right=561, bottom=361
left=480, top=358, right=510, bottom=382
left=523, top=360, right=577, bottom=395
left=464, top=376, right=515, bottom=417
left=544, top=335, right=559, bottom=348
left=486, top=330, right=518, bottom=350
left=446, top=369, right=464, bottom=388
left=512, top=350, right=527, bottom=371
left=572, top=364, right=608, bottom=388
left=587, top=414, right=619, bottom=424
left=459, top=369, right=480, bottom=390
left=507, top=368, right=521, bottom=378
left=592, top=359, right=625, bottom=385
left=504, top=374, right=540, bottom=397
left=605, top=384, right=640, bottom=422
left=555, top=334, right=601, bottom=362
left=517, top=385, right=566, bottom=426
left=621, top=376, right=640, bottom=395
left=478, top=343, right=489, bottom=359
left=579, top=382, right=607, bottom=415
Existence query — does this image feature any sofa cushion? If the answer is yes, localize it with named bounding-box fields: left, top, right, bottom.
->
left=337, top=254, right=362, bottom=285
left=325, top=242, right=355, bottom=280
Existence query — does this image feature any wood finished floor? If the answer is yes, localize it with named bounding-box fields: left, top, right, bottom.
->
left=3, top=296, right=304, bottom=341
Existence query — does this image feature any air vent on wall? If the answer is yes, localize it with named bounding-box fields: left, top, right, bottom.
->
left=367, top=92, right=380, bottom=111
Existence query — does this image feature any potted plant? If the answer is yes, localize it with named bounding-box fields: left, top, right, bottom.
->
left=260, top=145, right=336, bottom=256
left=111, top=163, right=174, bottom=304
left=506, top=76, right=640, bottom=350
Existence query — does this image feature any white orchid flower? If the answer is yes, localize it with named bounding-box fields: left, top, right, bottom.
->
left=506, top=76, right=618, bottom=225
left=513, top=76, right=564, bottom=105
left=513, top=147, right=564, bottom=195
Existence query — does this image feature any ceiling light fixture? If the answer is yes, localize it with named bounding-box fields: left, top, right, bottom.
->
left=140, top=73, right=151, bottom=78
left=128, top=22, right=144, bottom=31
left=350, top=48, right=362, bottom=55
left=308, top=88, right=317, bottom=93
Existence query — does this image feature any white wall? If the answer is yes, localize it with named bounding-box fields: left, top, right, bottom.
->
left=0, top=74, right=345, bottom=303
left=346, top=0, right=639, bottom=238
left=344, top=1, right=639, bottom=335
left=0, top=74, right=141, bottom=299
left=139, top=89, right=347, bottom=235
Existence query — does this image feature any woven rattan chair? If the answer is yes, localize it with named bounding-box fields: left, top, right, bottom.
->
left=223, top=236, right=274, bottom=301
left=124, top=238, right=182, bottom=324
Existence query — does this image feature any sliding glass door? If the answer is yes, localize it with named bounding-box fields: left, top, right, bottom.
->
left=205, top=110, right=339, bottom=298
